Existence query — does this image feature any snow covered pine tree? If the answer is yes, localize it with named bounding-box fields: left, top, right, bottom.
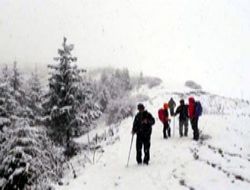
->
left=0, top=62, right=31, bottom=132
left=26, top=70, right=43, bottom=121
left=0, top=65, right=11, bottom=132
left=0, top=119, right=64, bottom=190
left=0, top=63, right=64, bottom=190
left=44, top=37, right=85, bottom=148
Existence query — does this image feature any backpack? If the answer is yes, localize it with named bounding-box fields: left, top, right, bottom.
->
left=158, top=109, right=165, bottom=123
left=195, top=101, right=202, bottom=117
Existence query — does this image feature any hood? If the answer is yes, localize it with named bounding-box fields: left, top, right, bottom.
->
left=188, top=97, right=195, bottom=104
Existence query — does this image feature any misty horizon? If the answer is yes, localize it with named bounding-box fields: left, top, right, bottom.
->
left=1, top=0, right=250, bottom=99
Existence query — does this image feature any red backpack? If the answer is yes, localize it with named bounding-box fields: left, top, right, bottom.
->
left=158, top=108, right=165, bottom=123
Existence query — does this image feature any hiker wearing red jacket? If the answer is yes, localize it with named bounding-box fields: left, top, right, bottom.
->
left=188, top=97, right=199, bottom=141
left=158, top=103, right=171, bottom=139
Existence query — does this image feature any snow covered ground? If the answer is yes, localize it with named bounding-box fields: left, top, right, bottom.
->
left=55, top=83, right=250, bottom=190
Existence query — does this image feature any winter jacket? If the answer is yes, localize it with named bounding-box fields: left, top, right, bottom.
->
left=133, top=110, right=155, bottom=137
left=168, top=98, right=176, bottom=109
left=168, top=98, right=176, bottom=116
left=175, top=104, right=188, bottom=121
left=188, top=97, right=196, bottom=119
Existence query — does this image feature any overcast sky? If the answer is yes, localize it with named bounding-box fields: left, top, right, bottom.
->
left=0, top=0, right=250, bottom=99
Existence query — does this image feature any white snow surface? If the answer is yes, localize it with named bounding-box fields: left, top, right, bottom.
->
left=55, top=83, right=250, bottom=190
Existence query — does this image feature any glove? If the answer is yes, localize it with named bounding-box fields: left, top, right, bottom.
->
left=142, top=119, right=148, bottom=124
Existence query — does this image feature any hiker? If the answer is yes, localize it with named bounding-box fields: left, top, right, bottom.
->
left=168, top=97, right=176, bottom=116
left=175, top=99, right=189, bottom=137
left=158, top=103, right=171, bottom=139
left=132, top=103, right=155, bottom=165
left=188, top=97, right=202, bottom=141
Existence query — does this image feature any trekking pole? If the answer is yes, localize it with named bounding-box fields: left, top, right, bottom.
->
left=126, top=134, right=134, bottom=167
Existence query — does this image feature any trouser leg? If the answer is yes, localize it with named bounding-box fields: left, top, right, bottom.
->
left=136, top=136, right=143, bottom=163
left=179, top=120, right=183, bottom=137
left=163, top=123, right=167, bottom=138
left=184, top=119, right=189, bottom=136
left=167, top=123, right=171, bottom=137
left=191, top=119, right=195, bottom=139
left=143, top=136, right=151, bottom=164
left=191, top=118, right=199, bottom=140
left=195, top=118, right=199, bottom=140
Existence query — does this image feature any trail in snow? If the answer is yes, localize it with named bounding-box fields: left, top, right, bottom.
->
left=56, top=85, right=250, bottom=190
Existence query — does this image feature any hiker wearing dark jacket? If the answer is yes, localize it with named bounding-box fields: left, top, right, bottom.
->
left=168, top=97, right=176, bottom=116
left=175, top=99, right=189, bottom=137
left=132, top=103, right=155, bottom=165
left=188, top=97, right=199, bottom=141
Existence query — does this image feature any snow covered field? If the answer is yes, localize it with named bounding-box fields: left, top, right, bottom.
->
left=55, top=83, right=250, bottom=190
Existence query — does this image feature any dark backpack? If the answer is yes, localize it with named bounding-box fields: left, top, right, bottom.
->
left=195, top=101, right=202, bottom=117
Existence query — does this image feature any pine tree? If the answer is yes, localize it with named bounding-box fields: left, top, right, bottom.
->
left=0, top=64, right=65, bottom=189
left=98, top=87, right=110, bottom=112
left=108, top=70, right=121, bottom=99
left=10, top=61, right=21, bottom=95
left=120, top=68, right=132, bottom=91
left=1, top=65, right=10, bottom=83
left=0, top=119, right=64, bottom=190
left=97, top=72, right=111, bottom=111
left=45, top=37, right=84, bottom=144
left=10, top=61, right=26, bottom=106
left=26, top=70, right=43, bottom=120
left=7, top=61, right=29, bottom=118
left=137, top=71, right=144, bottom=89
left=0, top=65, right=12, bottom=131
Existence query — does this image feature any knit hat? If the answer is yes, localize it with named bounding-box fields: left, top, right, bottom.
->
left=137, top=103, right=145, bottom=110
left=163, top=103, right=169, bottom=109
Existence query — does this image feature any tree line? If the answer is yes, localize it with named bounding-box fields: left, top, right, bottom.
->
left=0, top=37, right=162, bottom=190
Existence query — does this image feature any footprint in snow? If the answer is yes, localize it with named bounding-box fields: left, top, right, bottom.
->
left=114, top=176, right=122, bottom=187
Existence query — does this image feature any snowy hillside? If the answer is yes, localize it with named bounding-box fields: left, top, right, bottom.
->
left=54, top=82, right=250, bottom=190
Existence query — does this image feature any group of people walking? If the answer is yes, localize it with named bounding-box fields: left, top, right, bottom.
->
left=131, top=97, right=202, bottom=165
